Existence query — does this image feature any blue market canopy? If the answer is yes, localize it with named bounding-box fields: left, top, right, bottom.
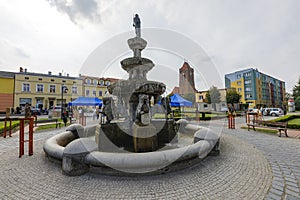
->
left=68, top=97, right=102, bottom=106
left=158, top=93, right=193, bottom=107
left=169, top=93, right=193, bottom=107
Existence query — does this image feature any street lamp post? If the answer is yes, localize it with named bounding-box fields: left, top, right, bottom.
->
left=61, top=84, right=68, bottom=119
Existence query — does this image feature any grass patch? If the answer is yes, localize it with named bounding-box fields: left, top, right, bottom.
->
left=241, top=126, right=278, bottom=134
left=0, top=121, right=20, bottom=134
left=36, top=124, right=59, bottom=131
left=35, top=118, right=68, bottom=132
left=287, top=118, right=300, bottom=129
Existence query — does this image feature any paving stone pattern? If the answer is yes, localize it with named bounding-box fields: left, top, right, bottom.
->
left=0, top=119, right=298, bottom=199
left=222, top=117, right=300, bottom=200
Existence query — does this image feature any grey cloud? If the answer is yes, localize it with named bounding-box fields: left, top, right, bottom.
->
left=48, top=0, right=101, bottom=24
left=15, top=47, right=31, bottom=58
left=0, top=39, right=31, bottom=59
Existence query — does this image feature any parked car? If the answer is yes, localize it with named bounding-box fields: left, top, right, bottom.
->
left=269, top=108, right=284, bottom=116
left=52, top=106, right=62, bottom=112
left=48, top=106, right=62, bottom=117
left=263, top=108, right=284, bottom=116
left=31, top=107, right=41, bottom=115
left=247, top=108, right=259, bottom=113
left=20, top=107, right=41, bottom=115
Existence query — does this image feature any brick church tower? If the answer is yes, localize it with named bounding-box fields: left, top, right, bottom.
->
left=179, top=61, right=196, bottom=95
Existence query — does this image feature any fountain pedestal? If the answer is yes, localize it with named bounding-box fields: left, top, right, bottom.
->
left=133, top=123, right=158, bottom=152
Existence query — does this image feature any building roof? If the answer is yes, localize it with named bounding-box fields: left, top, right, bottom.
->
left=171, top=86, right=180, bottom=95
left=80, top=75, right=120, bottom=83
left=225, top=67, right=285, bottom=83
left=179, top=61, right=193, bottom=72
left=0, top=71, right=15, bottom=78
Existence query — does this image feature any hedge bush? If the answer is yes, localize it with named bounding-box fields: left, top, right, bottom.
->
left=271, top=114, right=300, bottom=122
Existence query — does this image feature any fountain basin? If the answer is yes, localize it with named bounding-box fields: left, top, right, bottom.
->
left=43, top=120, right=220, bottom=176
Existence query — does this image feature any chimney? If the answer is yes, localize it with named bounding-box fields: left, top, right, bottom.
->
left=24, top=68, right=27, bottom=73
left=59, top=72, right=62, bottom=76
left=48, top=71, right=52, bottom=75
left=19, top=67, right=23, bottom=72
left=67, top=73, right=69, bottom=77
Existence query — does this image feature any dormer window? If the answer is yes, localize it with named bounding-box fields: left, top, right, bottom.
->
left=85, top=79, right=91, bottom=85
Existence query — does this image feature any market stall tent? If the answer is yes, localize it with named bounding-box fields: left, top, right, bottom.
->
left=169, top=93, right=193, bottom=107
left=68, top=97, right=102, bottom=106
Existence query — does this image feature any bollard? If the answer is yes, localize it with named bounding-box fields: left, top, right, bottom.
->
left=3, top=118, right=7, bottom=138
left=19, top=118, right=34, bottom=158
left=19, top=119, right=24, bottom=157
left=228, top=115, right=235, bottom=129
left=9, top=119, right=12, bottom=137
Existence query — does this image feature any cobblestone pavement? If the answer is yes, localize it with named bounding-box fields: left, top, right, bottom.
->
left=0, top=119, right=298, bottom=199
left=219, top=117, right=300, bottom=200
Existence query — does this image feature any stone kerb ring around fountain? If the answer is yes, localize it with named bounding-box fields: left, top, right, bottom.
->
left=43, top=28, right=225, bottom=175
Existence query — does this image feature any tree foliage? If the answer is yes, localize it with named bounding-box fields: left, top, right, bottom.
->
left=226, top=89, right=241, bottom=104
left=295, top=96, right=300, bottom=110
left=183, top=93, right=195, bottom=103
left=208, top=86, right=221, bottom=104
left=292, top=77, right=300, bottom=100
left=205, top=92, right=211, bottom=103
left=206, top=86, right=221, bottom=110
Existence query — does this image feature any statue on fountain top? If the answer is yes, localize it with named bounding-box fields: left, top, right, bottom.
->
left=133, top=14, right=141, bottom=37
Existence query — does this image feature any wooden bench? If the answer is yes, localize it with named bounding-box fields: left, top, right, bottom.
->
left=247, top=119, right=288, bottom=137
left=35, top=119, right=62, bottom=128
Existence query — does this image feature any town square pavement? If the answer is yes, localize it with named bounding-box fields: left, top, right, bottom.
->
left=0, top=117, right=299, bottom=199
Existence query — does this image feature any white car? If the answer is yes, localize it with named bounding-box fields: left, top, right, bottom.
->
left=263, top=108, right=284, bottom=116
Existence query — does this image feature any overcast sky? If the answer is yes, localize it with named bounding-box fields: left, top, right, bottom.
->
left=0, top=0, right=299, bottom=93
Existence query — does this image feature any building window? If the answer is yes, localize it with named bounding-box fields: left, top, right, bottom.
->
left=105, top=81, right=110, bottom=86
left=51, top=79, right=55, bottom=82
left=245, top=87, right=252, bottom=91
left=22, top=83, right=30, bottom=92
left=99, top=80, right=104, bottom=86
left=72, top=86, right=77, bottom=94
left=92, top=90, right=96, bottom=96
left=93, top=80, right=98, bottom=85
left=19, top=98, right=32, bottom=107
left=62, top=80, right=66, bottom=83
left=237, top=81, right=242, bottom=85
left=85, top=79, right=91, bottom=85
left=198, top=95, right=203, bottom=100
left=245, top=80, right=252, bottom=84
left=36, top=84, right=44, bottom=92
left=49, top=85, right=56, bottom=93
left=244, top=72, right=252, bottom=77
left=237, top=74, right=241, bottom=79
left=237, top=88, right=242, bottom=92
left=86, top=90, right=90, bottom=96
left=99, top=90, right=103, bottom=96
left=246, top=94, right=252, bottom=98
left=38, top=78, right=42, bottom=81
left=25, top=77, right=29, bottom=80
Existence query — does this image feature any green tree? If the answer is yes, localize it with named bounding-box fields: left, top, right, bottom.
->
left=205, top=92, right=211, bottom=103
left=226, top=89, right=241, bottom=105
left=295, top=96, right=300, bottom=110
left=183, top=93, right=195, bottom=103
left=207, top=86, right=221, bottom=110
left=292, top=77, right=300, bottom=100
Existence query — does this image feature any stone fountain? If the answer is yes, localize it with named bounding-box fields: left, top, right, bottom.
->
left=43, top=14, right=221, bottom=176
left=96, top=14, right=174, bottom=153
